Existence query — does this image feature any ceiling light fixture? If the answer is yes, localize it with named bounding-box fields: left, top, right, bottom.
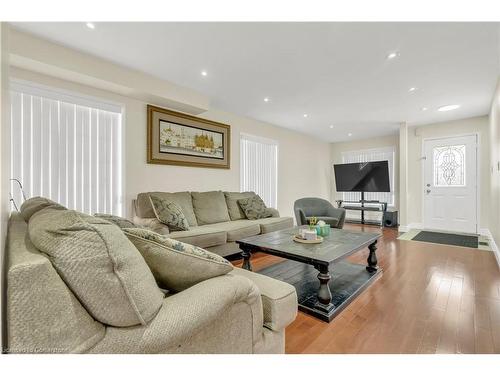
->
left=438, top=104, right=460, bottom=112
left=408, top=87, right=417, bottom=92
left=387, top=51, right=399, bottom=60
left=86, top=22, right=95, bottom=29
left=303, top=114, right=308, bottom=118
left=329, top=125, right=334, bottom=129
left=348, top=133, right=352, bottom=137
left=264, top=97, right=270, bottom=102
left=421, top=107, right=428, bottom=111
left=201, top=70, right=208, bottom=77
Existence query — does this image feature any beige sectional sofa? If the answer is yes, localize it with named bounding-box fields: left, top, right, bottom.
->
left=133, top=191, right=294, bottom=257
left=6, top=208, right=298, bottom=354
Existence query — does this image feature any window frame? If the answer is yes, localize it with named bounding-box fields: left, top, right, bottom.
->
left=239, top=132, right=279, bottom=209
left=9, top=79, right=125, bottom=215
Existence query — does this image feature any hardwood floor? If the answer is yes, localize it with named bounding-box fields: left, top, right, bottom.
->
left=232, top=224, right=500, bottom=353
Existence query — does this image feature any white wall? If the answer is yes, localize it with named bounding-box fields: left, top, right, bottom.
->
left=0, top=22, right=10, bottom=351
left=406, top=116, right=490, bottom=229
left=489, top=79, right=500, bottom=244
left=10, top=67, right=330, bottom=220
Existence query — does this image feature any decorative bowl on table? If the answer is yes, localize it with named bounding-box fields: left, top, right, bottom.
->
left=294, top=228, right=323, bottom=244
left=293, top=234, right=324, bottom=244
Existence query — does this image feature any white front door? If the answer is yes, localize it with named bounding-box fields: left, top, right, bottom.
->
left=423, top=135, right=478, bottom=233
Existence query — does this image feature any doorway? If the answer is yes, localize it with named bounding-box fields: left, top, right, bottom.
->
left=423, top=134, right=478, bottom=234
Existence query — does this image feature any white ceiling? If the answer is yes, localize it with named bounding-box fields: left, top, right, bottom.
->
left=11, top=22, right=500, bottom=142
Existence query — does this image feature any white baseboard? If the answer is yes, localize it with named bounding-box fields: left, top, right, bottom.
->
left=399, top=222, right=423, bottom=232
left=479, top=228, right=492, bottom=237
left=479, top=228, right=500, bottom=270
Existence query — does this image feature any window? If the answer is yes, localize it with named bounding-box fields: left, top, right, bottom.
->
left=341, top=146, right=395, bottom=205
left=10, top=80, right=123, bottom=215
left=240, top=133, right=278, bottom=208
left=433, top=144, right=466, bottom=187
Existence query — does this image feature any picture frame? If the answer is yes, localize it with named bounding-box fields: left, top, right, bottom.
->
left=147, top=105, right=231, bottom=169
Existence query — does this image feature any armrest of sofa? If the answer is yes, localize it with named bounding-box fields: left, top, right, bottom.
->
left=294, top=207, right=307, bottom=226
left=91, top=273, right=264, bottom=353
left=132, top=216, right=170, bottom=235
left=266, top=207, right=280, bottom=218
left=325, top=207, right=346, bottom=228
left=230, top=267, right=297, bottom=332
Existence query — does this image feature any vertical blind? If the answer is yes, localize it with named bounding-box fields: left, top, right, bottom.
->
left=240, top=133, right=278, bottom=208
left=10, top=81, right=123, bottom=215
left=341, top=146, right=395, bottom=205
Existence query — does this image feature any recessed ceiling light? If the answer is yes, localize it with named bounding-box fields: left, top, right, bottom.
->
left=264, top=97, right=270, bottom=102
left=438, top=104, right=460, bottom=112
left=348, top=133, right=352, bottom=137
left=421, top=107, right=428, bottom=111
left=303, top=114, right=308, bottom=118
left=201, top=70, right=208, bottom=77
left=329, top=125, right=334, bottom=129
left=387, top=51, right=400, bottom=60
left=408, top=87, right=417, bottom=92
left=86, top=22, right=95, bottom=30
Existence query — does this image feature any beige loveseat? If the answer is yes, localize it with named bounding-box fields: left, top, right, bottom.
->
left=133, top=191, right=294, bottom=257
left=6, top=211, right=298, bottom=354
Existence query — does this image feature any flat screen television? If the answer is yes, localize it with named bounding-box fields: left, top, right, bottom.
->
left=334, top=161, right=390, bottom=192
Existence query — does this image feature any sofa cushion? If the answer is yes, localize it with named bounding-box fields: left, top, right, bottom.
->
left=149, top=196, right=190, bottom=231
left=166, top=226, right=227, bottom=248
left=192, top=191, right=231, bottom=225
left=254, top=217, right=294, bottom=234
left=94, top=213, right=138, bottom=229
left=238, top=195, right=273, bottom=220
left=123, top=228, right=233, bottom=292
left=29, top=208, right=164, bottom=327
left=224, top=191, right=256, bottom=221
left=203, top=220, right=261, bottom=242
left=20, top=196, right=66, bottom=222
left=136, top=192, right=198, bottom=227
left=231, top=267, right=297, bottom=332
left=133, top=217, right=170, bottom=235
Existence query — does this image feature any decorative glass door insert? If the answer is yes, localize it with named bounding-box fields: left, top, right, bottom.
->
left=433, top=144, right=466, bottom=187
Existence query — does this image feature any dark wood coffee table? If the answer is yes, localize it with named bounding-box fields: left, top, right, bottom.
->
left=236, top=226, right=381, bottom=322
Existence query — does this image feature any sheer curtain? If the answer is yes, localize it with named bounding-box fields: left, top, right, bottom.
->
left=240, top=133, right=278, bottom=208
left=10, top=80, right=123, bottom=215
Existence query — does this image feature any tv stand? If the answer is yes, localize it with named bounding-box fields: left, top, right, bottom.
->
left=336, top=192, right=388, bottom=226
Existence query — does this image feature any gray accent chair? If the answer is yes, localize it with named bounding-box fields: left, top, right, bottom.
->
left=294, top=197, right=346, bottom=229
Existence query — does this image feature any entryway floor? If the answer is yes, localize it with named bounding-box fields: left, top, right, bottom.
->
left=398, top=229, right=492, bottom=251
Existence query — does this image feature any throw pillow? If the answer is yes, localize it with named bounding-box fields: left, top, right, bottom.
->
left=20, top=196, right=67, bottom=222
left=94, top=213, right=138, bottom=229
left=149, top=195, right=190, bottom=231
left=123, top=227, right=233, bottom=292
left=237, top=195, right=273, bottom=220
left=224, top=191, right=256, bottom=220
left=29, top=207, right=164, bottom=327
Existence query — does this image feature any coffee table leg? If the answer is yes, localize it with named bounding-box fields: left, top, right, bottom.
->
left=315, top=264, right=332, bottom=306
left=241, top=245, right=253, bottom=271
left=366, top=240, right=378, bottom=273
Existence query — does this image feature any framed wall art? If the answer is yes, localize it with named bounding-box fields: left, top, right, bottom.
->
left=147, top=105, right=230, bottom=169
